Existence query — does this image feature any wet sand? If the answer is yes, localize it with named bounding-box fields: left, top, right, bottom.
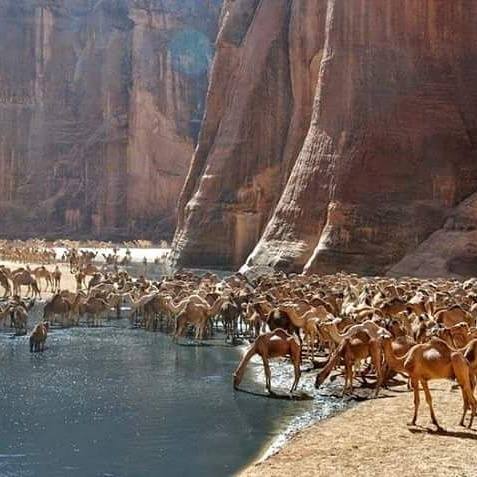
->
left=241, top=381, right=477, bottom=477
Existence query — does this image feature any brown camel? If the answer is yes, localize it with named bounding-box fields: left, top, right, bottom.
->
left=380, top=335, right=477, bottom=430
left=379, top=298, right=409, bottom=318
left=435, top=305, right=475, bottom=328
left=11, top=304, right=29, bottom=335
left=82, top=263, right=100, bottom=277
left=315, top=330, right=383, bottom=397
left=52, top=266, right=61, bottom=292
left=278, top=303, right=328, bottom=360
left=11, top=270, right=40, bottom=298
left=32, top=266, right=53, bottom=292
left=127, top=292, right=160, bottom=328
left=0, top=304, right=12, bottom=327
left=43, top=293, right=76, bottom=326
left=30, top=322, right=49, bottom=352
left=233, top=329, right=301, bottom=394
left=174, top=297, right=225, bottom=341
left=78, top=297, right=110, bottom=326
left=75, top=271, right=86, bottom=290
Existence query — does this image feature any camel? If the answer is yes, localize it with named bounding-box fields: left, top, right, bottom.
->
left=88, top=273, right=103, bottom=290
left=380, top=334, right=477, bottom=430
left=52, top=266, right=61, bottom=292
left=233, top=329, right=301, bottom=394
left=10, top=270, right=40, bottom=298
left=174, top=297, right=225, bottom=341
left=75, top=271, right=86, bottom=291
left=11, top=304, right=29, bottom=335
left=278, top=303, right=330, bottom=360
left=435, top=305, right=475, bottom=328
left=266, top=309, right=301, bottom=341
left=43, top=293, right=76, bottom=326
left=433, top=323, right=470, bottom=349
left=32, top=266, right=53, bottom=292
left=78, top=296, right=110, bottom=326
left=127, top=291, right=161, bottom=328
left=218, top=299, right=241, bottom=341
left=0, top=304, right=12, bottom=327
left=30, top=322, right=49, bottom=352
left=315, top=330, right=383, bottom=397
left=244, top=301, right=273, bottom=335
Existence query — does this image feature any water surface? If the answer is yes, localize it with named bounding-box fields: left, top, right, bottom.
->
left=0, top=322, right=313, bottom=477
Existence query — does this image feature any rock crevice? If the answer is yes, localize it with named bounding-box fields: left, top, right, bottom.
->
left=173, top=0, right=477, bottom=277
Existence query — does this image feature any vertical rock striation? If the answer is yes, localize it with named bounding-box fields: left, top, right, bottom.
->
left=173, top=0, right=477, bottom=276
left=173, top=0, right=326, bottom=269
left=0, top=0, right=222, bottom=240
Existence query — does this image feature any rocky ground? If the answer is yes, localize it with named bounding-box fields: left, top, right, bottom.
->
left=241, top=380, right=477, bottom=477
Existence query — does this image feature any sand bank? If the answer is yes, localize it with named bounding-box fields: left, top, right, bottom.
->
left=241, top=381, right=477, bottom=477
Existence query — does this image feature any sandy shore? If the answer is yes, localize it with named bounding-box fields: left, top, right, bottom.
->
left=240, top=381, right=477, bottom=477
left=0, top=260, right=77, bottom=296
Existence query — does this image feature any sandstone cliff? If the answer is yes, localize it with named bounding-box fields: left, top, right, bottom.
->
left=0, top=0, right=221, bottom=240
left=173, top=0, right=477, bottom=277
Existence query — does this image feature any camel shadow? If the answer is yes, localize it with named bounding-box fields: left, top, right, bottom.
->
left=316, top=392, right=389, bottom=402
left=408, top=425, right=477, bottom=440
left=234, top=387, right=313, bottom=401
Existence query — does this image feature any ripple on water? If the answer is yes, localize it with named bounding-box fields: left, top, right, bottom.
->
left=1, top=321, right=348, bottom=477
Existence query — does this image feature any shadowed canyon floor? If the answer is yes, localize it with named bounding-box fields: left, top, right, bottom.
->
left=241, top=381, right=477, bottom=477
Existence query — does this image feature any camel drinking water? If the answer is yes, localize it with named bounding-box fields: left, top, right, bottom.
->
left=233, top=329, right=301, bottom=394
left=30, top=322, right=49, bottom=352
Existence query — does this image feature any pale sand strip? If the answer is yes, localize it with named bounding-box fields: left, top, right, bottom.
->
left=241, top=381, right=477, bottom=477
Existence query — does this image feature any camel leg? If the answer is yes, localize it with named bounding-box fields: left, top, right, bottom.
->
left=410, top=377, right=420, bottom=426
left=459, top=387, right=468, bottom=427
left=451, top=353, right=477, bottom=428
left=421, top=380, right=442, bottom=431
left=309, top=334, right=315, bottom=362
left=291, top=350, right=301, bottom=392
left=370, top=344, right=383, bottom=398
left=262, top=355, right=272, bottom=394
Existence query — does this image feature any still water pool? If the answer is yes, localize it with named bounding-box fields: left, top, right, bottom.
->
left=0, top=323, right=313, bottom=477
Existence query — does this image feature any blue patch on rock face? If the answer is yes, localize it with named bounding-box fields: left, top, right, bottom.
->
left=168, top=29, right=213, bottom=77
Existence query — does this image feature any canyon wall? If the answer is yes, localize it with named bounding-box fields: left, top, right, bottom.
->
left=0, top=0, right=222, bottom=240
left=173, top=0, right=477, bottom=277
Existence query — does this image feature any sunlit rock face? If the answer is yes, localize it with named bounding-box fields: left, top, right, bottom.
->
left=173, top=0, right=477, bottom=276
left=0, top=0, right=221, bottom=239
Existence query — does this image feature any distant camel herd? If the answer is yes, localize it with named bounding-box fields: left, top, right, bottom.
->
left=2, top=243, right=477, bottom=431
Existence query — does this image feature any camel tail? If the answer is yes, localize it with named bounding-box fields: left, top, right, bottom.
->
left=233, top=345, right=257, bottom=389
left=29, top=335, right=34, bottom=352
left=315, top=338, right=348, bottom=388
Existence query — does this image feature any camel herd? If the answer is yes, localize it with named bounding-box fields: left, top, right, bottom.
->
left=0, top=264, right=60, bottom=298
left=3, top=245, right=477, bottom=430
left=0, top=243, right=56, bottom=264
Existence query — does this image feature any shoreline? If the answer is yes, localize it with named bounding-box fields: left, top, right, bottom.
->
left=236, top=353, right=355, bottom=474
left=240, top=380, right=477, bottom=477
